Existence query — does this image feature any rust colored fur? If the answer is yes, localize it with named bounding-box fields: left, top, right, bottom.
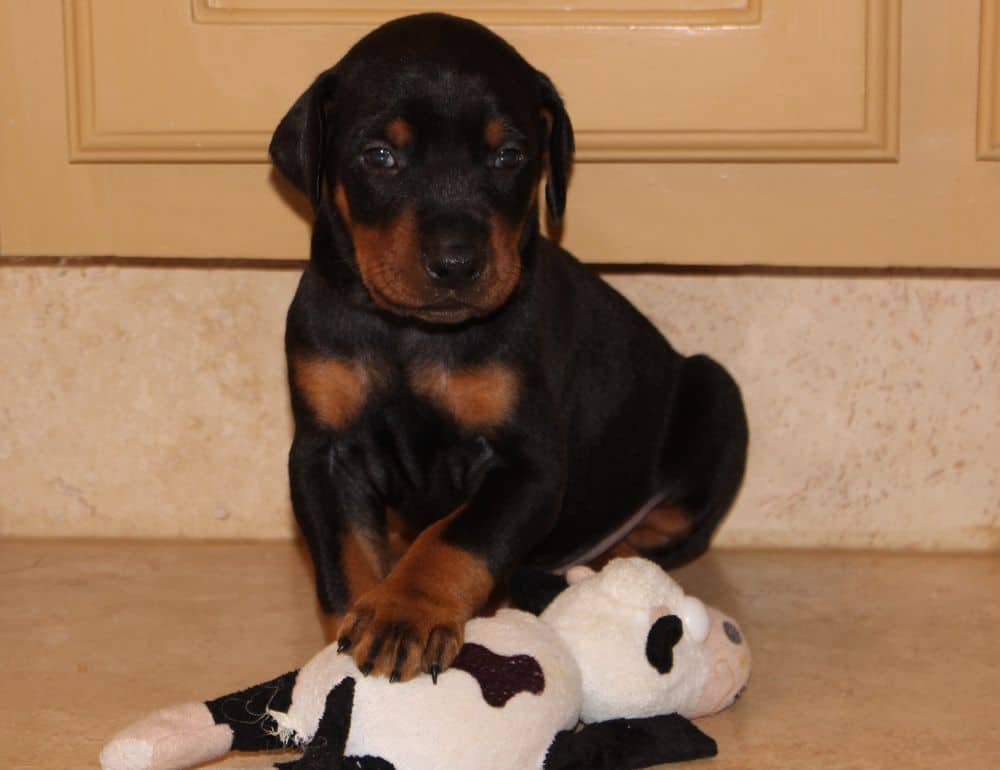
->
left=625, top=505, right=693, bottom=551
left=483, top=118, right=505, bottom=149
left=291, top=355, right=378, bottom=429
left=340, top=526, right=388, bottom=599
left=385, top=117, right=413, bottom=147
left=338, top=510, right=493, bottom=682
left=410, top=362, right=519, bottom=431
left=353, top=211, right=432, bottom=313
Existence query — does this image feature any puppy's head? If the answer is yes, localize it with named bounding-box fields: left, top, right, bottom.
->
left=270, top=13, right=574, bottom=324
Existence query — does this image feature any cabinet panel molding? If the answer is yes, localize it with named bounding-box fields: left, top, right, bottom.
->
left=64, top=0, right=900, bottom=163
left=979, top=0, right=1000, bottom=159
left=13, top=0, right=997, bottom=264
left=191, top=0, right=763, bottom=28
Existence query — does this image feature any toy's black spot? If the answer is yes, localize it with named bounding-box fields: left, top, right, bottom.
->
left=452, top=642, right=545, bottom=707
left=274, top=678, right=356, bottom=770
left=723, top=620, right=742, bottom=645
left=646, top=615, right=683, bottom=674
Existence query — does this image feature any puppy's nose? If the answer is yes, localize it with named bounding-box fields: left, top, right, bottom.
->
left=423, top=248, right=484, bottom=289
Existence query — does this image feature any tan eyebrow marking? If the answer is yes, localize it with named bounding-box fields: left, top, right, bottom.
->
left=386, top=117, right=414, bottom=147
left=484, top=118, right=505, bottom=149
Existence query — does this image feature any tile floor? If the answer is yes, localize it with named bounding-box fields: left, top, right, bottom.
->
left=2, top=540, right=997, bottom=770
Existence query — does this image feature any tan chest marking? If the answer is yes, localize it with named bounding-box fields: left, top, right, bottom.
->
left=291, top=355, right=383, bottom=429
left=410, top=363, right=519, bottom=431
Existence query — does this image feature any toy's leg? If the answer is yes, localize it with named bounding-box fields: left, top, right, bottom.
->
left=543, top=714, right=717, bottom=770
left=630, top=355, right=748, bottom=568
left=99, top=701, right=234, bottom=770
left=205, top=670, right=298, bottom=750
left=100, top=670, right=298, bottom=770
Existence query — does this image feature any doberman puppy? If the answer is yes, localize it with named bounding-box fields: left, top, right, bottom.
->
left=271, top=13, right=748, bottom=684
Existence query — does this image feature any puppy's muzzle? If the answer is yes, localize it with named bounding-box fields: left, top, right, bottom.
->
left=420, top=214, right=489, bottom=291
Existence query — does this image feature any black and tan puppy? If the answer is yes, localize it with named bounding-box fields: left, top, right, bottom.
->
left=272, top=13, right=748, bottom=684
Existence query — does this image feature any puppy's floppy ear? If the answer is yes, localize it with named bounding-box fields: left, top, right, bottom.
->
left=537, top=70, right=575, bottom=225
left=269, top=67, right=337, bottom=209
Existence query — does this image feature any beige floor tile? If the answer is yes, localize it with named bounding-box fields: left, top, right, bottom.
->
left=1, top=540, right=997, bottom=770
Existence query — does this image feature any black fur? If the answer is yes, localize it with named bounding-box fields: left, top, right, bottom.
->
left=274, top=13, right=748, bottom=616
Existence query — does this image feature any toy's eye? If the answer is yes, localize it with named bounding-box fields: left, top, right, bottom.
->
left=678, top=595, right=710, bottom=644
left=723, top=620, right=743, bottom=645
left=645, top=614, right=683, bottom=674
left=492, top=146, right=525, bottom=170
left=362, top=145, right=398, bottom=170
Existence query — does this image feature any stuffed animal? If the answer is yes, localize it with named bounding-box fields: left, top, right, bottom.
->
left=100, top=558, right=750, bottom=770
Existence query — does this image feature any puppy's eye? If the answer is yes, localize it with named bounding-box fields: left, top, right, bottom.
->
left=361, top=145, right=397, bottom=170
left=492, top=146, right=525, bottom=170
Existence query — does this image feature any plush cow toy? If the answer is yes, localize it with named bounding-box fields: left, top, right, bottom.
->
left=101, top=558, right=751, bottom=770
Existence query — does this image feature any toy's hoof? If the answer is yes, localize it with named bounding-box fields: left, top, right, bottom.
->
left=100, top=738, right=154, bottom=770
left=100, top=702, right=233, bottom=770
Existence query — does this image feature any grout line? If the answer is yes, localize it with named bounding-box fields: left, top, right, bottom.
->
left=0, top=256, right=308, bottom=270
left=2, top=255, right=1000, bottom=280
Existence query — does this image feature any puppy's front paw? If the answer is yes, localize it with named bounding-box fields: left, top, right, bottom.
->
left=336, top=584, right=464, bottom=683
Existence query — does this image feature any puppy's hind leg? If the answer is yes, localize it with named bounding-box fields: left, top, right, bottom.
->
left=629, top=354, right=748, bottom=569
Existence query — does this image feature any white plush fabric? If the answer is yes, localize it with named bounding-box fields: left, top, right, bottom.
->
left=542, top=558, right=710, bottom=724
left=270, top=609, right=581, bottom=770
left=99, top=702, right=233, bottom=770
left=101, top=557, right=750, bottom=770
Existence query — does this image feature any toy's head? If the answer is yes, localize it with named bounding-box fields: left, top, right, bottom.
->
left=534, top=558, right=750, bottom=724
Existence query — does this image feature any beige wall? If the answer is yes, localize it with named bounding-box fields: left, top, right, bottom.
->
left=2, top=262, right=997, bottom=551
left=4, top=4, right=997, bottom=552
left=6, top=1, right=1000, bottom=269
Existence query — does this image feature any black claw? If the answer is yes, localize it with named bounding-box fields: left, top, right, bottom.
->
left=430, top=663, right=440, bottom=685
left=337, top=637, right=351, bottom=653
left=359, top=662, right=373, bottom=677
left=389, top=671, right=401, bottom=684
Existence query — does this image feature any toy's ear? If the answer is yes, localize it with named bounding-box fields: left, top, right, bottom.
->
left=537, top=70, right=574, bottom=226
left=565, top=565, right=595, bottom=585
left=269, top=66, right=338, bottom=210
left=679, top=595, right=711, bottom=644
left=509, top=568, right=569, bottom=615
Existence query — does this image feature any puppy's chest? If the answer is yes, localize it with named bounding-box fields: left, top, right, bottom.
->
left=292, top=353, right=517, bottom=513
left=292, top=353, right=518, bottom=430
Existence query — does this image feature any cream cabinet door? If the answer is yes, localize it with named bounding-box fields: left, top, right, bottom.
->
left=1, top=1, right=998, bottom=265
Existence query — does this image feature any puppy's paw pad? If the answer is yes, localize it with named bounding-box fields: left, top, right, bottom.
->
left=338, top=590, right=465, bottom=683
